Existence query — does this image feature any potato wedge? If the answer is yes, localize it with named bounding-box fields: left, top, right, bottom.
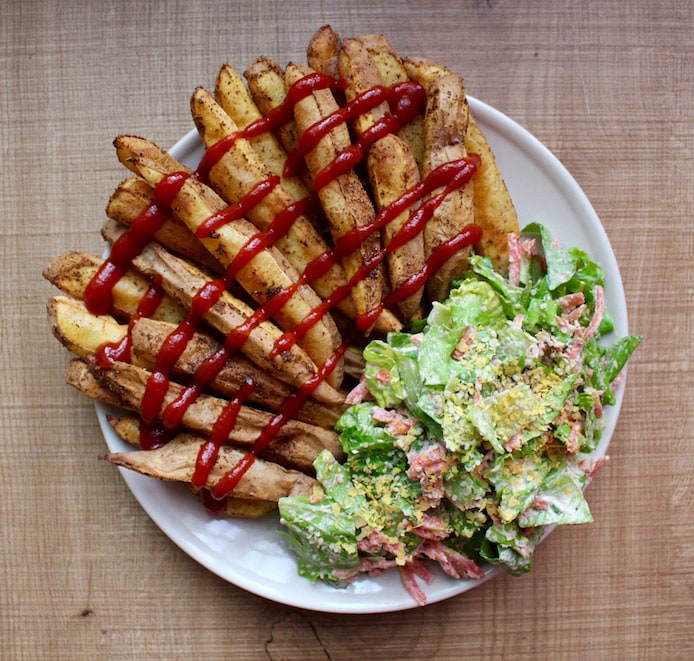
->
left=404, top=56, right=518, bottom=272
left=48, top=295, right=342, bottom=426
left=464, top=114, right=519, bottom=272
left=43, top=251, right=185, bottom=323
left=106, top=176, right=223, bottom=275
left=91, top=359, right=344, bottom=472
left=214, top=64, right=310, bottom=205
left=284, top=62, right=401, bottom=334
left=406, top=67, right=476, bottom=301
left=48, top=296, right=127, bottom=360
left=129, top=317, right=343, bottom=427
left=244, top=55, right=302, bottom=155
left=126, top=239, right=345, bottom=405
left=189, top=86, right=354, bottom=318
left=356, top=34, right=425, bottom=167
left=113, top=135, right=344, bottom=388
left=307, top=24, right=342, bottom=78
left=338, top=39, right=425, bottom=322
left=105, top=432, right=317, bottom=500
left=65, top=358, right=126, bottom=408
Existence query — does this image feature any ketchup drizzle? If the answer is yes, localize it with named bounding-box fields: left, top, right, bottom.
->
left=95, top=277, right=166, bottom=368
left=88, top=71, right=483, bottom=502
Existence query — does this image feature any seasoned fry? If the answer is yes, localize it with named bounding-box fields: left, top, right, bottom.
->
left=108, top=415, right=282, bottom=517
left=129, top=317, right=343, bottom=427
left=48, top=296, right=342, bottom=426
left=307, top=25, right=342, bottom=78
left=113, top=135, right=343, bottom=387
left=106, top=176, right=223, bottom=274
left=463, top=114, right=518, bottom=272
left=406, top=65, right=476, bottom=301
left=91, top=359, right=344, bottom=472
left=189, top=87, right=353, bottom=314
left=105, top=432, right=317, bottom=500
left=356, top=34, right=425, bottom=167
left=284, top=62, right=401, bottom=333
left=48, top=295, right=126, bottom=360
left=339, top=38, right=425, bottom=322
left=65, top=358, right=126, bottom=408
left=244, top=55, right=301, bottom=155
left=214, top=64, right=310, bottom=204
left=402, top=56, right=452, bottom=87
left=404, top=56, right=518, bottom=270
left=43, top=251, right=185, bottom=323
left=125, top=239, right=345, bottom=405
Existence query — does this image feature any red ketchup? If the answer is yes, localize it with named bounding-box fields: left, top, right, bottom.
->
left=86, top=72, right=482, bottom=506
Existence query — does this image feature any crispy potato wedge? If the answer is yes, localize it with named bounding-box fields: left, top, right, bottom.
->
left=284, top=62, right=401, bottom=334
left=91, top=359, right=344, bottom=472
left=356, top=34, right=425, bottom=167
left=307, top=24, right=342, bottom=78
left=105, top=432, right=317, bottom=500
left=464, top=114, right=519, bottom=272
left=189, top=87, right=354, bottom=316
left=244, top=55, right=301, bottom=155
left=366, top=135, right=425, bottom=322
left=65, top=358, right=126, bottom=408
left=125, top=238, right=344, bottom=405
left=43, top=251, right=185, bottom=323
left=339, top=39, right=425, bottom=322
left=214, top=63, right=310, bottom=204
left=106, top=176, right=223, bottom=275
left=48, top=296, right=342, bottom=425
left=403, top=56, right=518, bottom=270
left=407, top=68, right=475, bottom=301
left=48, top=296, right=127, bottom=360
left=129, top=317, right=343, bottom=427
left=113, top=135, right=343, bottom=387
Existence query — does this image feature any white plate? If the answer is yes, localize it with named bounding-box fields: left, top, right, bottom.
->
left=96, top=97, right=630, bottom=613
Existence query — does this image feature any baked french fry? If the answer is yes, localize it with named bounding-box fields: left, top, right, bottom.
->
left=244, top=55, right=301, bottom=155
left=405, top=64, right=475, bottom=301
left=42, top=251, right=185, bottom=323
left=48, top=296, right=342, bottom=426
left=404, top=56, right=518, bottom=272
left=129, top=317, right=343, bottom=427
left=123, top=238, right=345, bottom=406
left=106, top=413, right=312, bottom=516
left=113, top=135, right=344, bottom=388
left=106, top=176, right=223, bottom=275
left=214, top=64, right=310, bottom=204
left=463, top=114, right=519, bottom=272
left=189, top=87, right=353, bottom=317
left=307, top=24, right=342, bottom=78
left=65, top=358, right=126, bottom=408
left=338, top=39, right=425, bottom=322
left=48, top=296, right=127, bottom=360
left=91, top=359, right=344, bottom=472
left=356, top=34, right=425, bottom=167
left=284, top=62, right=401, bottom=333
left=105, top=432, right=317, bottom=500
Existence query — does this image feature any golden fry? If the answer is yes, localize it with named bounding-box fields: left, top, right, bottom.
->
left=339, top=39, right=425, bottom=322
left=105, top=431, right=317, bottom=500
left=91, top=359, right=343, bottom=472
left=113, top=135, right=343, bottom=388
left=284, top=62, right=400, bottom=333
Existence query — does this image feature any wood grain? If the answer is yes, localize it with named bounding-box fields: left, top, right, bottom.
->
left=2, top=1, right=692, bottom=659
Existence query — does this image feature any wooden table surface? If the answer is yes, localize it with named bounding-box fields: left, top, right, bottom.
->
left=2, top=1, right=691, bottom=658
